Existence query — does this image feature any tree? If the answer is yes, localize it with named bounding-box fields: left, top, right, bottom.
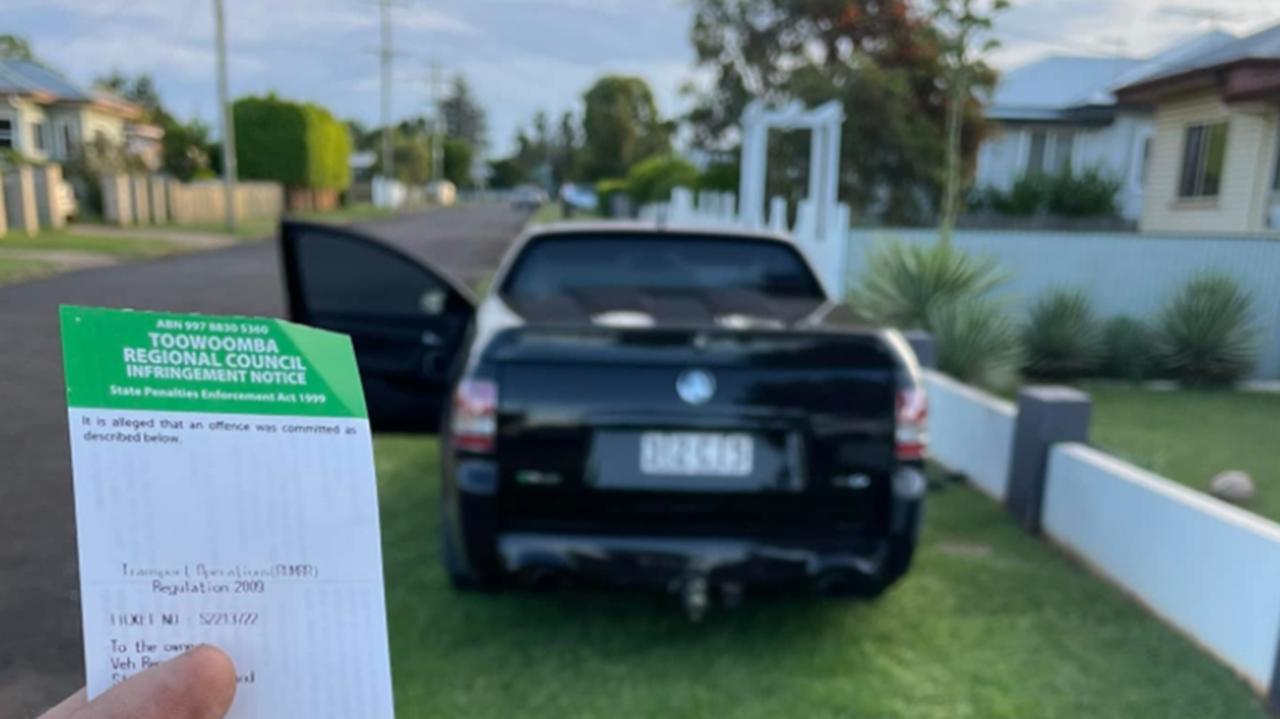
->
left=933, top=0, right=1008, bottom=242
left=686, top=0, right=998, bottom=225
left=443, top=138, right=473, bottom=188
left=441, top=74, right=487, bottom=150
left=0, top=34, right=36, bottom=61
left=580, top=75, right=671, bottom=181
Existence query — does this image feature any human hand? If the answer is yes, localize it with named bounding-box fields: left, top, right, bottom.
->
left=38, top=645, right=236, bottom=719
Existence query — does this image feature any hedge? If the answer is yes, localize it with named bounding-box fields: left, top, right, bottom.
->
left=234, top=95, right=350, bottom=191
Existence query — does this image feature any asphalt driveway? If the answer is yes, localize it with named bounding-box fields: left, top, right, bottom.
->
left=0, top=205, right=530, bottom=716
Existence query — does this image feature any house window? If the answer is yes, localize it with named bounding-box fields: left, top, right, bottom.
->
left=0, top=118, right=12, bottom=149
left=30, top=121, right=46, bottom=152
left=1178, top=123, right=1228, bottom=198
left=1026, top=130, right=1075, bottom=175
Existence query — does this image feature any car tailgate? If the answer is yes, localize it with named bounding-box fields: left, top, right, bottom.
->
left=485, top=326, right=900, bottom=537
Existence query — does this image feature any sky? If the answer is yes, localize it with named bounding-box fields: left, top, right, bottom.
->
left=8, top=0, right=1280, bottom=157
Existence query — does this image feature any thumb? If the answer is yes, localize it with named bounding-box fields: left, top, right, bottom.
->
left=73, top=645, right=237, bottom=719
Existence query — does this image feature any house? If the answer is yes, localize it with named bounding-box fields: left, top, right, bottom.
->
left=1115, top=22, right=1280, bottom=235
left=975, top=32, right=1235, bottom=221
left=0, top=58, right=162, bottom=168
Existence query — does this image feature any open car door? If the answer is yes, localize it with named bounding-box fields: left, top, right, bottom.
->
left=279, top=220, right=476, bottom=433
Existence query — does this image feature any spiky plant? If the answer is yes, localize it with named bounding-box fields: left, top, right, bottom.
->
left=930, top=297, right=1021, bottom=390
left=1157, top=272, right=1257, bottom=385
left=1101, top=315, right=1156, bottom=383
left=1021, top=288, right=1103, bottom=380
left=850, top=239, right=1007, bottom=331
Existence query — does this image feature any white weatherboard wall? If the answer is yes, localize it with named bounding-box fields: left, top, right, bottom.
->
left=847, top=228, right=1280, bottom=378
left=1043, top=444, right=1280, bottom=689
left=923, top=370, right=1016, bottom=501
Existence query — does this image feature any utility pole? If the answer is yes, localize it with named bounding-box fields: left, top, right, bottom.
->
left=430, top=60, right=444, bottom=184
left=213, top=0, right=237, bottom=232
left=379, top=0, right=394, bottom=182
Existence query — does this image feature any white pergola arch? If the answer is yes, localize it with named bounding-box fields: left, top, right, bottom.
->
left=737, top=100, right=845, bottom=237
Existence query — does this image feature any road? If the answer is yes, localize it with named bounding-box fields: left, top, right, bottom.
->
left=0, top=205, right=529, bottom=716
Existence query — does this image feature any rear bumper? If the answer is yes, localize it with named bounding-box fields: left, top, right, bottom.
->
left=447, top=458, right=926, bottom=591
left=497, top=532, right=912, bottom=590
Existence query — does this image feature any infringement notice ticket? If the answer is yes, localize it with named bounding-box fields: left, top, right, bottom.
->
left=61, top=306, right=394, bottom=718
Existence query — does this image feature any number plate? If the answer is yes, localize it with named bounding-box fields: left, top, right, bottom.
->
left=639, top=432, right=754, bottom=477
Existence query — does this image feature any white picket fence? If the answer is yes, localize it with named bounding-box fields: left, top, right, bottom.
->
left=640, top=188, right=851, bottom=300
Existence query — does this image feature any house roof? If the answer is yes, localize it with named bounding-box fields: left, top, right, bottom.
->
left=0, top=58, right=93, bottom=101
left=988, top=30, right=1237, bottom=123
left=0, top=57, right=141, bottom=117
left=1115, top=22, right=1280, bottom=101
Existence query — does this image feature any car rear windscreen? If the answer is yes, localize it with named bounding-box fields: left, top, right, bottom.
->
left=501, top=234, right=825, bottom=300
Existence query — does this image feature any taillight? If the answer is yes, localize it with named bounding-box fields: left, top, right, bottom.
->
left=895, top=386, right=928, bottom=461
left=451, top=379, right=497, bottom=453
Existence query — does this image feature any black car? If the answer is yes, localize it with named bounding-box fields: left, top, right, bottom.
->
left=280, top=220, right=928, bottom=616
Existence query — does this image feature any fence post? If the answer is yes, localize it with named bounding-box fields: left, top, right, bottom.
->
left=101, top=174, right=132, bottom=226
left=3, top=167, right=38, bottom=236
left=1005, top=386, right=1091, bottom=533
left=149, top=176, right=169, bottom=224
left=33, top=164, right=66, bottom=229
left=902, top=331, right=936, bottom=369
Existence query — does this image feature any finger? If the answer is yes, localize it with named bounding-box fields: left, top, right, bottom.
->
left=71, top=645, right=237, bottom=719
left=37, top=687, right=87, bottom=719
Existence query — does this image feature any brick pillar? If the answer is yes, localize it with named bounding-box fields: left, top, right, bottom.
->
left=0, top=176, right=8, bottom=237
left=33, top=164, right=66, bottom=229
left=101, top=174, right=132, bottom=226
left=130, top=174, right=151, bottom=225
left=3, top=167, right=39, bottom=236
left=149, top=176, right=169, bottom=224
left=1005, top=386, right=1092, bottom=534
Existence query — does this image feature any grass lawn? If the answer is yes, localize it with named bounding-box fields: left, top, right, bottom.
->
left=0, top=257, right=57, bottom=284
left=1086, top=382, right=1280, bottom=522
left=375, top=436, right=1266, bottom=718
left=0, top=229, right=195, bottom=258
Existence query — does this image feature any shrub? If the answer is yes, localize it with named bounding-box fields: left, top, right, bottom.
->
left=235, top=95, right=350, bottom=190
left=1157, top=272, right=1257, bottom=385
left=998, top=174, right=1051, bottom=216
left=625, top=154, right=698, bottom=206
left=1046, top=168, right=1119, bottom=217
left=1101, top=315, right=1156, bottom=382
left=931, top=297, right=1021, bottom=389
left=850, top=239, right=1006, bottom=331
left=1021, top=288, right=1103, bottom=379
left=697, top=162, right=738, bottom=193
left=594, top=177, right=629, bottom=216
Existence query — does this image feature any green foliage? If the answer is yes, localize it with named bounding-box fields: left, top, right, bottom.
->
left=594, top=177, right=629, bottom=216
left=697, top=162, right=739, bottom=192
left=441, top=73, right=487, bottom=149
left=1046, top=168, right=1120, bottom=217
left=931, top=297, right=1021, bottom=390
left=1101, top=315, right=1157, bottom=383
left=625, top=154, right=698, bottom=205
left=1157, top=272, right=1257, bottom=385
left=581, top=75, right=671, bottom=181
left=443, top=138, right=473, bottom=188
left=688, top=0, right=999, bottom=225
left=978, top=170, right=1119, bottom=218
left=488, top=157, right=525, bottom=189
left=0, top=34, right=36, bottom=61
left=1021, top=288, right=1103, bottom=379
left=234, top=95, right=350, bottom=190
left=851, top=239, right=1006, bottom=331
left=158, top=116, right=212, bottom=181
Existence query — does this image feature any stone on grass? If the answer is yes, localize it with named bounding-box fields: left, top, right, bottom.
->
left=1209, top=471, right=1255, bottom=504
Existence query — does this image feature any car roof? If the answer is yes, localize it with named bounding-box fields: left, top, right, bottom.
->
left=525, top=219, right=796, bottom=244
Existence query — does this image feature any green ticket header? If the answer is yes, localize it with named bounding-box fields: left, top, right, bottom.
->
left=61, top=306, right=368, bottom=418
